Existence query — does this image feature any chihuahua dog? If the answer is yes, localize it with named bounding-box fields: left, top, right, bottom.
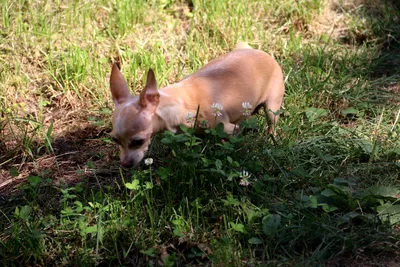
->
left=110, top=43, right=285, bottom=168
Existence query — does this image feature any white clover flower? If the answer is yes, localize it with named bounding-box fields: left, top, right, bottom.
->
left=242, top=102, right=252, bottom=109
left=239, top=170, right=250, bottom=178
left=211, top=103, right=223, bottom=117
left=199, top=120, right=210, bottom=129
left=239, top=170, right=251, bottom=186
left=239, top=178, right=250, bottom=187
left=185, top=112, right=195, bottom=124
left=144, top=158, right=153, bottom=166
left=242, top=102, right=253, bottom=116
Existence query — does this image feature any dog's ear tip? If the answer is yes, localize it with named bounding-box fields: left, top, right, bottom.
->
left=112, top=61, right=122, bottom=70
left=147, top=68, right=156, bottom=82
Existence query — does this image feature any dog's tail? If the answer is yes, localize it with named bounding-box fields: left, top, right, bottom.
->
left=234, top=42, right=252, bottom=50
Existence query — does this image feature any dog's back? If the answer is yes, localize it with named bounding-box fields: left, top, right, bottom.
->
left=234, top=42, right=253, bottom=50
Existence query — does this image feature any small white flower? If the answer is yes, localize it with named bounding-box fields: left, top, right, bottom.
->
left=199, top=120, right=210, bottom=128
left=242, top=102, right=253, bottom=116
left=144, top=158, right=153, bottom=166
left=239, top=170, right=251, bottom=186
left=211, top=103, right=223, bottom=117
left=239, top=170, right=250, bottom=178
left=239, top=178, right=250, bottom=187
left=185, top=112, right=195, bottom=124
left=242, top=102, right=252, bottom=109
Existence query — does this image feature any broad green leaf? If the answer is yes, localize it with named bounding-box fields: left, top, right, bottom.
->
left=314, top=147, right=334, bottom=162
left=164, top=253, right=177, bottom=267
left=14, top=206, right=19, bottom=216
left=357, top=139, right=373, bottom=154
left=227, top=171, right=237, bottom=181
left=94, top=119, right=105, bottom=126
left=230, top=222, right=245, bottom=233
left=39, top=100, right=50, bottom=107
left=78, top=219, right=85, bottom=232
left=263, top=214, right=281, bottom=236
left=190, top=198, right=202, bottom=209
left=87, top=161, right=95, bottom=169
left=61, top=207, right=74, bottom=215
left=305, top=107, right=328, bottom=122
left=319, top=203, right=338, bottom=213
left=99, top=107, right=112, bottom=115
left=31, top=228, right=42, bottom=239
left=215, top=122, right=224, bottom=133
left=248, top=237, right=263, bottom=245
left=140, top=248, right=155, bottom=257
left=75, top=183, right=84, bottom=192
left=125, top=179, right=140, bottom=190
left=84, top=226, right=98, bottom=234
left=10, top=167, right=19, bottom=177
left=145, top=182, right=153, bottom=189
left=391, top=147, right=400, bottom=155
left=310, top=195, right=318, bottom=208
left=321, top=189, right=336, bottom=197
left=27, top=175, right=42, bottom=187
left=173, top=227, right=184, bottom=237
left=247, top=209, right=268, bottom=223
left=74, top=201, right=83, bottom=213
left=222, top=194, right=240, bottom=206
left=326, top=184, right=352, bottom=197
left=19, top=205, right=32, bottom=220
left=365, top=186, right=398, bottom=198
left=215, top=159, right=222, bottom=170
left=341, top=107, right=359, bottom=116
left=179, top=124, right=188, bottom=132
left=332, top=178, right=351, bottom=187
left=87, top=116, right=97, bottom=121
left=185, top=140, right=202, bottom=147
left=88, top=202, right=102, bottom=209
left=241, top=117, right=259, bottom=129
left=172, top=217, right=185, bottom=227
left=377, top=204, right=400, bottom=225
left=157, top=167, right=171, bottom=180
left=161, top=137, right=173, bottom=144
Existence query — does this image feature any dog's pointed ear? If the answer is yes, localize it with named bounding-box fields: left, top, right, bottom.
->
left=110, top=62, right=130, bottom=106
left=139, top=69, right=160, bottom=112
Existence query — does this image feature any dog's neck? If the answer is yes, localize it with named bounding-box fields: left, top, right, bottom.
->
left=151, top=84, right=187, bottom=134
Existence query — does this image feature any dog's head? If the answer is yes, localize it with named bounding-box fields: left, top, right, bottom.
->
left=109, top=63, right=160, bottom=168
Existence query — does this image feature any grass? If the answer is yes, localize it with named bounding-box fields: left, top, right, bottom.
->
left=1, top=0, right=400, bottom=265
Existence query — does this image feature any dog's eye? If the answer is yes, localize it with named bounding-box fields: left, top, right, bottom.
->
left=129, top=138, right=145, bottom=148
left=112, top=137, right=120, bottom=145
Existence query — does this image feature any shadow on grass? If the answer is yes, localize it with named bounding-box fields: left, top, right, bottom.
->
left=290, top=0, right=400, bottom=113
left=0, top=122, right=120, bottom=196
left=355, top=0, right=400, bottom=102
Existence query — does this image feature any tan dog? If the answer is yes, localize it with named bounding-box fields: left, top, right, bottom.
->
left=110, top=43, right=285, bottom=168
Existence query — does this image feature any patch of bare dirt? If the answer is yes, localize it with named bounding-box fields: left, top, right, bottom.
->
left=328, top=253, right=400, bottom=267
left=310, top=0, right=399, bottom=45
left=0, top=119, right=119, bottom=196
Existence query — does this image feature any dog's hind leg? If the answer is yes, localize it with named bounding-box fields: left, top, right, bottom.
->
left=265, top=83, right=284, bottom=135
